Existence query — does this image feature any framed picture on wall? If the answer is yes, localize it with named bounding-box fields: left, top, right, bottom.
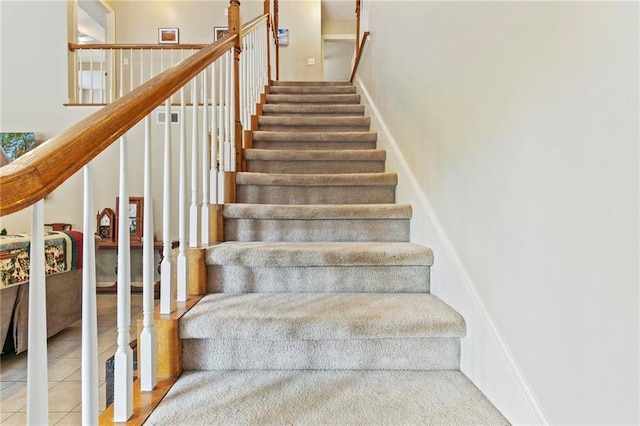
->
left=158, top=28, right=179, bottom=44
left=115, top=196, right=144, bottom=241
left=214, top=26, right=228, bottom=41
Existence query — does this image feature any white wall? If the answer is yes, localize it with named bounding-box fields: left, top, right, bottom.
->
left=357, top=1, right=639, bottom=425
left=277, top=0, right=322, bottom=81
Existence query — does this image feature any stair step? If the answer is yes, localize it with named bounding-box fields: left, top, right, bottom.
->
left=147, top=370, right=508, bottom=425
left=262, top=104, right=365, bottom=116
left=236, top=172, right=397, bottom=204
left=269, top=86, right=357, bottom=95
left=223, top=203, right=411, bottom=242
left=271, top=80, right=352, bottom=86
left=245, top=149, right=385, bottom=173
left=251, top=131, right=377, bottom=150
left=206, top=241, right=432, bottom=293
left=266, top=94, right=361, bottom=104
left=258, top=116, right=370, bottom=132
left=181, top=293, right=463, bottom=370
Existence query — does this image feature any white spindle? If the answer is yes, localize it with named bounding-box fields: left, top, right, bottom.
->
left=229, top=48, right=236, bottom=172
left=177, top=87, right=188, bottom=301
left=128, top=50, right=133, bottom=96
left=26, top=200, right=48, bottom=426
left=217, top=56, right=225, bottom=204
left=201, top=68, right=210, bottom=245
left=140, top=115, right=157, bottom=392
left=189, top=75, right=201, bottom=248
left=82, top=166, right=99, bottom=425
left=225, top=49, right=233, bottom=173
left=114, top=136, right=133, bottom=422
left=160, top=99, right=175, bottom=315
left=210, top=62, right=218, bottom=207
left=100, top=51, right=105, bottom=103
left=109, top=49, right=115, bottom=103
left=119, top=48, right=124, bottom=99
left=89, top=48, right=94, bottom=104
left=78, top=50, right=83, bottom=103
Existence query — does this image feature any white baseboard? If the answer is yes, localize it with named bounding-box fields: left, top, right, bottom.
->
left=354, top=76, right=549, bottom=425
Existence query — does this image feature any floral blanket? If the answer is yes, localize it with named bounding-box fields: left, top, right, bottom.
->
left=0, top=231, right=82, bottom=289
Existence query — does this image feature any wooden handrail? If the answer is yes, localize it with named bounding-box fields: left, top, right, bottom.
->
left=0, top=35, right=237, bottom=216
left=69, top=43, right=208, bottom=51
left=243, top=13, right=268, bottom=35
left=349, top=31, right=370, bottom=83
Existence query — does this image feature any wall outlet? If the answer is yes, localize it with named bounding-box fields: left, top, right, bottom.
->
left=307, top=57, right=315, bottom=66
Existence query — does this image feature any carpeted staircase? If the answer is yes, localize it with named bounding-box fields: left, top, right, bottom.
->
left=146, top=81, right=509, bottom=425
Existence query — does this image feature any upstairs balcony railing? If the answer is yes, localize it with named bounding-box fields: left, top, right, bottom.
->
left=0, top=1, right=274, bottom=423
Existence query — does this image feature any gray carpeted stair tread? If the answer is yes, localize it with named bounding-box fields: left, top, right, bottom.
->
left=244, top=149, right=385, bottom=161
left=258, top=115, right=370, bottom=127
left=252, top=131, right=377, bottom=142
left=262, top=103, right=365, bottom=116
left=258, top=116, right=370, bottom=132
left=146, top=370, right=509, bottom=425
left=236, top=172, right=396, bottom=186
left=223, top=203, right=411, bottom=220
left=266, top=94, right=361, bottom=104
left=271, top=80, right=352, bottom=86
left=181, top=293, right=465, bottom=340
left=206, top=241, right=433, bottom=267
left=269, top=86, right=357, bottom=95
left=223, top=204, right=411, bottom=242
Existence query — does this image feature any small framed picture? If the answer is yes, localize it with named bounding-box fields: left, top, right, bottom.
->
left=158, top=28, right=179, bottom=44
left=214, top=26, right=228, bottom=41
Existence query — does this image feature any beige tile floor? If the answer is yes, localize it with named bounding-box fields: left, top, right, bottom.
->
left=0, top=294, right=144, bottom=425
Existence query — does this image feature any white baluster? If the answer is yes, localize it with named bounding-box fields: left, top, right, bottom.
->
left=189, top=75, right=201, bottom=248
left=177, top=86, right=188, bottom=301
left=140, top=115, right=157, bottom=392
left=109, top=49, right=115, bottom=103
left=114, top=136, right=133, bottom=422
left=217, top=56, right=225, bottom=203
left=224, top=50, right=235, bottom=171
left=201, top=69, right=210, bottom=245
left=100, top=50, right=105, bottom=103
left=74, top=49, right=80, bottom=103
left=210, top=62, right=218, bottom=207
left=119, top=48, right=124, bottom=99
left=26, top=200, right=48, bottom=426
left=160, top=99, right=175, bottom=315
left=89, top=48, right=94, bottom=104
left=82, top=165, right=99, bottom=425
left=229, top=48, right=237, bottom=172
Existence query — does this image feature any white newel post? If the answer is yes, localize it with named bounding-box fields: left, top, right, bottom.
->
left=114, top=136, right=133, bottom=422
left=177, top=86, right=188, bottom=301
left=201, top=68, right=210, bottom=246
left=160, top=99, right=175, bottom=315
left=26, top=200, right=48, bottom=426
left=140, top=115, right=158, bottom=391
left=82, top=165, right=99, bottom=425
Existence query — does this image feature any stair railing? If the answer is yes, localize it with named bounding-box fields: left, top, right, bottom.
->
left=68, top=43, right=207, bottom=105
left=0, top=1, right=273, bottom=423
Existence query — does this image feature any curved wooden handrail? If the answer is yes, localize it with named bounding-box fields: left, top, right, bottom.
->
left=69, top=43, right=208, bottom=51
left=349, top=31, right=370, bottom=83
left=1, top=35, right=237, bottom=216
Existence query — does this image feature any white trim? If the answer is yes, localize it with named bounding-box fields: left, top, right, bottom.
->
left=322, top=34, right=357, bottom=41
left=355, top=75, right=550, bottom=425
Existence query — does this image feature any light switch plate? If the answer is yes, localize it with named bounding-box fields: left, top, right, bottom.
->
left=307, top=58, right=315, bottom=66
